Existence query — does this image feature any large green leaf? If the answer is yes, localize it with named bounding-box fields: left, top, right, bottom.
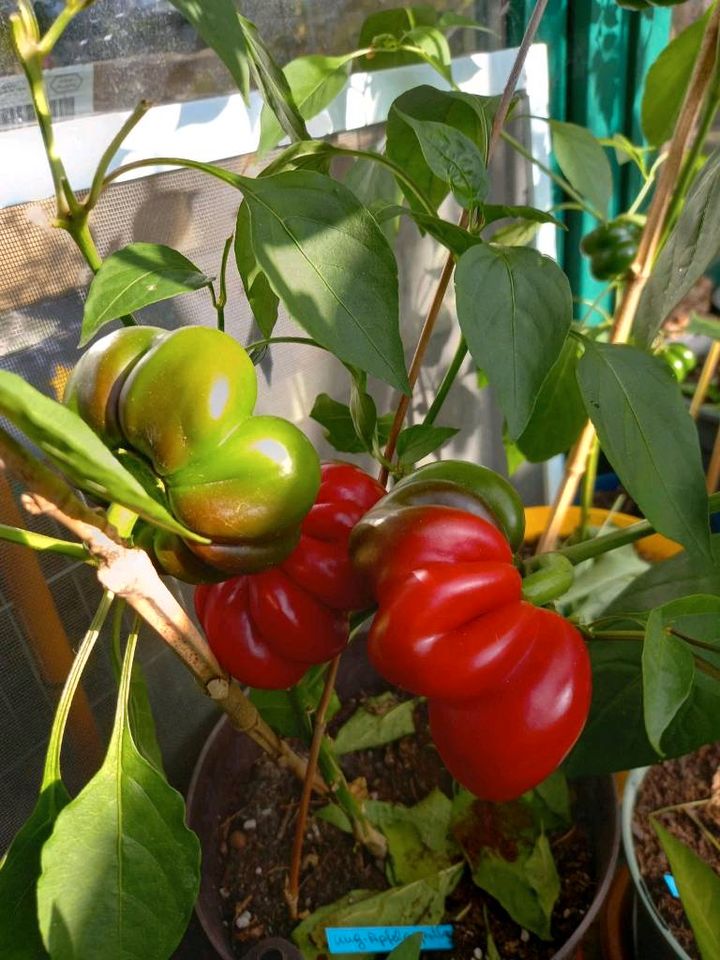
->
left=455, top=244, right=572, bottom=437
left=37, top=633, right=200, bottom=960
left=653, top=820, right=720, bottom=960
left=642, top=606, right=695, bottom=754
left=167, top=0, right=250, bottom=101
left=641, top=8, right=712, bottom=147
left=375, top=204, right=480, bottom=256
left=259, top=53, right=354, bottom=153
left=333, top=693, right=417, bottom=755
left=386, top=87, right=494, bottom=213
left=239, top=170, right=407, bottom=392
left=396, top=424, right=458, bottom=465
left=238, top=15, right=308, bottom=144
left=606, top=536, right=720, bottom=614
left=249, top=665, right=340, bottom=741
left=564, top=636, right=720, bottom=777
left=0, top=372, right=205, bottom=541
left=394, top=112, right=487, bottom=209
left=292, top=865, right=463, bottom=960
left=0, top=782, right=68, bottom=960
left=234, top=203, right=279, bottom=339
left=549, top=120, right=612, bottom=218
left=516, top=337, right=585, bottom=462
left=634, top=147, right=720, bottom=347
left=81, top=243, right=211, bottom=346
left=577, top=341, right=711, bottom=561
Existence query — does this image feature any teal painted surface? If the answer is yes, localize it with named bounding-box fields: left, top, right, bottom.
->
left=507, top=1, right=671, bottom=320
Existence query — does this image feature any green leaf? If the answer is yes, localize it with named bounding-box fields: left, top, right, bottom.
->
left=37, top=633, right=200, bottom=960
left=641, top=8, right=712, bottom=147
left=455, top=244, right=572, bottom=437
left=394, top=112, right=488, bottom=209
left=349, top=372, right=378, bottom=451
left=310, top=394, right=393, bottom=454
left=396, top=424, right=458, bottom=465
left=238, top=15, right=308, bottom=144
left=634, top=147, right=720, bottom=347
left=606, top=537, right=720, bottom=615
left=167, top=0, right=250, bottom=101
left=402, top=26, right=453, bottom=84
left=375, top=205, right=480, bottom=256
left=344, top=157, right=404, bottom=245
left=0, top=372, right=205, bottom=541
left=386, top=87, right=494, bottom=213
left=548, top=120, right=612, bottom=218
left=259, top=53, right=354, bottom=153
left=560, top=544, right=651, bottom=623
left=485, top=926, right=502, bottom=960
left=249, top=665, right=340, bottom=741
left=652, top=819, right=720, bottom=960
left=564, top=635, right=720, bottom=777
left=0, top=782, right=68, bottom=960
left=528, top=771, right=572, bottom=830
left=357, top=7, right=439, bottom=72
left=491, top=219, right=541, bottom=247
left=516, top=337, right=585, bottom=462
left=239, top=170, right=407, bottom=392
left=688, top=312, right=720, bottom=340
left=234, top=203, right=279, bottom=339
left=292, top=865, right=463, bottom=960
left=81, top=243, right=212, bottom=345
left=481, top=204, right=564, bottom=230
left=111, top=616, right=164, bottom=773
left=436, top=11, right=495, bottom=34
left=642, top=607, right=696, bottom=754
left=333, top=693, right=417, bottom=755
left=577, top=341, right=711, bottom=562
left=387, top=932, right=423, bottom=960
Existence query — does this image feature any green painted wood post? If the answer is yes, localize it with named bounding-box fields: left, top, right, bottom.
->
left=507, top=1, right=671, bottom=320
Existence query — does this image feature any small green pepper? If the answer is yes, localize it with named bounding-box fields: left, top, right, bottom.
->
left=580, top=218, right=643, bottom=281
left=659, top=343, right=697, bottom=383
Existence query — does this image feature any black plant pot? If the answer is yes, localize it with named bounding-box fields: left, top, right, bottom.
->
left=186, top=641, right=621, bottom=960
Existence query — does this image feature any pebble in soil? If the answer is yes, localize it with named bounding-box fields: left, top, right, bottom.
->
left=632, top=741, right=720, bottom=960
left=216, top=703, right=596, bottom=959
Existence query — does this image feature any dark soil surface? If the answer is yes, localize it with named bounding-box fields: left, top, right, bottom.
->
left=631, top=742, right=720, bottom=960
left=214, top=702, right=597, bottom=959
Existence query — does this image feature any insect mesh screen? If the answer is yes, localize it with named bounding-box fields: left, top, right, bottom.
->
left=0, top=1, right=543, bottom=897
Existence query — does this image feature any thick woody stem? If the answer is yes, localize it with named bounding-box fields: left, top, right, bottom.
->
left=538, top=3, right=720, bottom=553
left=378, top=0, right=550, bottom=484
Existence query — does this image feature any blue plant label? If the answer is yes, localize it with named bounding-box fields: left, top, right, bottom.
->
left=664, top=872, right=680, bottom=898
left=326, top=924, right=454, bottom=954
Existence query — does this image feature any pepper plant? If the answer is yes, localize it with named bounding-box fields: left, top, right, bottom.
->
left=1, top=1, right=720, bottom=958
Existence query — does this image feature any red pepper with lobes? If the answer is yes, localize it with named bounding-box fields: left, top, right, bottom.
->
left=195, top=462, right=385, bottom=689
left=350, top=463, right=592, bottom=802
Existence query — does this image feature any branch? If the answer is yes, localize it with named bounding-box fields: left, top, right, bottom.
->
left=378, top=0, right=551, bottom=483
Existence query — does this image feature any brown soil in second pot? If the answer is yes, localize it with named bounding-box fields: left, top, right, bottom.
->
left=213, top=701, right=598, bottom=960
left=631, top=742, right=720, bottom=959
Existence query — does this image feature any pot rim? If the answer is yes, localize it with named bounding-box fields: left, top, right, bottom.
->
left=621, top=767, right=694, bottom=960
left=188, top=714, right=621, bottom=960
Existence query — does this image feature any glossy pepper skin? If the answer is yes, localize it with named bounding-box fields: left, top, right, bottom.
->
left=350, top=471, right=591, bottom=802
left=580, top=218, right=643, bottom=281
left=64, top=326, right=321, bottom=578
left=194, top=462, right=385, bottom=688
left=658, top=343, right=697, bottom=383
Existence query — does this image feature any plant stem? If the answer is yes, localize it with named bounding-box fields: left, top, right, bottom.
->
left=85, top=100, right=152, bottom=212
left=379, top=0, right=551, bottom=484
left=0, top=522, right=89, bottom=560
left=423, top=337, right=468, bottom=426
left=214, top=234, right=233, bottom=332
left=286, top=655, right=340, bottom=920
left=663, top=90, right=720, bottom=238
left=538, top=2, right=720, bottom=553
left=579, top=435, right=600, bottom=540
left=42, top=590, right=114, bottom=786
left=37, top=2, right=87, bottom=58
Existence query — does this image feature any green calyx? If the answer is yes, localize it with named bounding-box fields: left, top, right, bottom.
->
left=392, top=459, right=526, bottom=550
left=579, top=218, right=643, bottom=281
left=65, top=326, right=321, bottom=581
